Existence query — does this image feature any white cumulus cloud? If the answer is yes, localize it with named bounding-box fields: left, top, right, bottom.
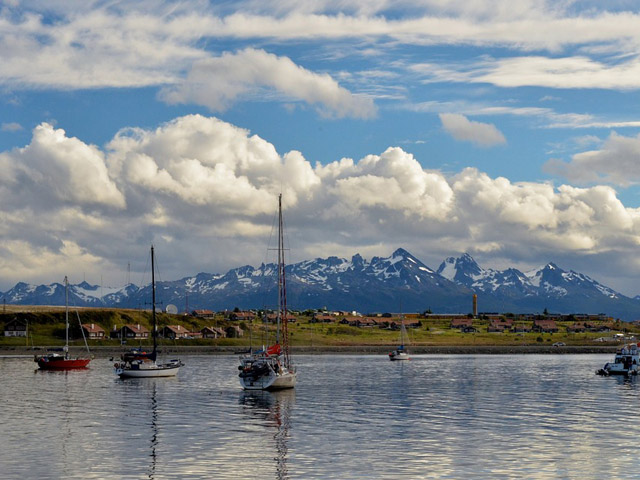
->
left=0, top=123, right=126, bottom=210
left=2, top=114, right=640, bottom=296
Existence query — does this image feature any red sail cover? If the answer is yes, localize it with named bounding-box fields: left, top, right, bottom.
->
left=266, top=344, right=282, bottom=356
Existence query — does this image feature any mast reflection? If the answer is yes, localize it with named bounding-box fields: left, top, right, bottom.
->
left=239, top=390, right=295, bottom=480
left=148, top=382, right=158, bottom=480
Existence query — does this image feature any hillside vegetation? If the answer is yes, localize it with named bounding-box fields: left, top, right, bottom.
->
left=2, top=307, right=639, bottom=348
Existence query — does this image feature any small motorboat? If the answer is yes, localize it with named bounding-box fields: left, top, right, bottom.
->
left=596, top=343, right=640, bottom=376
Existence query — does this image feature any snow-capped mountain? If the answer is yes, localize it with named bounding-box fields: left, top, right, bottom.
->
left=2, top=249, right=640, bottom=320
left=437, top=255, right=620, bottom=300
left=437, top=254, right=637, bottom=319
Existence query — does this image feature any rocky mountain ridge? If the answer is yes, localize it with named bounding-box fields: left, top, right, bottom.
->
left=2, top=249, right=639, bottom=320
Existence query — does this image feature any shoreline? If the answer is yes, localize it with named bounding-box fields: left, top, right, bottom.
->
left=0, top=344, right=620, bottom=357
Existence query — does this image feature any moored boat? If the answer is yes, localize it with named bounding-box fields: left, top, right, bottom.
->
left=36, top=352, right=91, bottom=369
left=388, top=315, right=411, bottom=361
left=35, top=276, right=91, bottom=370
left=239, top=194, right=296, bottom=390
left=389, top=345, right=410, bottom=361
left=596, top=343, right=640, bottom=376
left=115, top=245, right=183, bottom=378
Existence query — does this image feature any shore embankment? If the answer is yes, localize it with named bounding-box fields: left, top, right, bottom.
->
left=0, top=344, right=620, bottom=357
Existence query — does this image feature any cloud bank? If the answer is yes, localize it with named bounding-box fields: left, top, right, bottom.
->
left=2, top=114, right=640, bottom=293
left=4, top=2, right=640, bottom=95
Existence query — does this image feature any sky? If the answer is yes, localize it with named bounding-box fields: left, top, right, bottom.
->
left=2, top=0, right=640, bottom=296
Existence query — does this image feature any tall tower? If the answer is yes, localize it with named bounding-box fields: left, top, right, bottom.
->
left=473, top=294, right=478, bottom=317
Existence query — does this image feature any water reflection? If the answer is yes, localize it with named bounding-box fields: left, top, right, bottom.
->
left=149, top=382, right=158, bottom=480
left=239, top=390, right=295, bottom=480
left=114, top=377, right=164, bottom=479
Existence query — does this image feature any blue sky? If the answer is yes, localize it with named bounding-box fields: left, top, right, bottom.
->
left=2, top=0, right=640, bottom=297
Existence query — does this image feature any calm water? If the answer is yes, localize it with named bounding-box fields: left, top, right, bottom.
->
left=1, top=354, right=639, bottom=479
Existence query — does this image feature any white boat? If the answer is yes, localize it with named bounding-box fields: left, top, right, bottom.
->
left=388, top=316, right=411, bottom=361
left=115, top=245, right=183, bottom=378
left=239, top=194, right=297, bottom=390
left=388, top=345, right=410, bottom=361
left=596, top=343, right=640, bottom=376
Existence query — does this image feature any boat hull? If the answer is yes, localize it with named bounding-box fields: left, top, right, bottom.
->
left=597, top=365, right=639, bottom=376
left=389, top=349, right=410, bottom=361
left=240, top=371, right=297, bottom=390
left=36, top=356, right=91, bottom=369
left=602, top=369, right=637, bottom=376
left=116, top=361, right=182, bottom=378
left=389, top=354, right=410, bottom=361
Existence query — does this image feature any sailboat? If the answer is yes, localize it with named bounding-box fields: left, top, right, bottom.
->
left=239, top=194, right=297, bottom=390
left=35, top=276, right=92, bottom=369
left=114, top=245, right=183, bottom=378
left=388, top=315, right=411, bottom=361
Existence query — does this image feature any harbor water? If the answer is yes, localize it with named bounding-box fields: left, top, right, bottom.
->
left=1, top=354, right=638, bottom=479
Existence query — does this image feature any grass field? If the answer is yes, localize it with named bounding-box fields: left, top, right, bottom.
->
left=1, top=306, right=637, bottom=348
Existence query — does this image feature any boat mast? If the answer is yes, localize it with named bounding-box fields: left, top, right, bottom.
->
left=277, top=194, right=290, bottom=368
left=151, top=245, right=157, bottom=362
left=64, top=275, right=69, bottom=358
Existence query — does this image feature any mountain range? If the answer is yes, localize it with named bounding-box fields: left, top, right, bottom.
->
left=2, top=248, right=640, bottom=320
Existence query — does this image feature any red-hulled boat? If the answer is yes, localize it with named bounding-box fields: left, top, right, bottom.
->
left=36, top=351, right=91, bottom=369
left=35, top=276, right=92, bottom=370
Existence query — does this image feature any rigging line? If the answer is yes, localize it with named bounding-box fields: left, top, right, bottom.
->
left=76, top=310, right=91, bottom=356
left=259, top=197, right=281, bottom=348
left=139, top=249, right=151, bottom=288
left=65, top=281, right=92, bottom=355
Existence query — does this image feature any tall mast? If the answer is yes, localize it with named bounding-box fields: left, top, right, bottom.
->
left=278, top=194, right=290, bottom=367
left=151, top=245, right=157, bottom=361
left=64, top=276, right=69, bottom=358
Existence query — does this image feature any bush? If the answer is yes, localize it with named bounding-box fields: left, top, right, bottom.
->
left=536, top=336, right=543, bottom=343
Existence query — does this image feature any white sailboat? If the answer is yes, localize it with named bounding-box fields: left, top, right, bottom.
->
left=388, top=315, right=411, bottom=361
left=239, top=194, right=297, bottom=390
left=114, top=245, right=183, bottom=378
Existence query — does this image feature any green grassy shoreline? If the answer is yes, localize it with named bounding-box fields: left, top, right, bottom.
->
left=1, top=307, right=634, bottom=356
